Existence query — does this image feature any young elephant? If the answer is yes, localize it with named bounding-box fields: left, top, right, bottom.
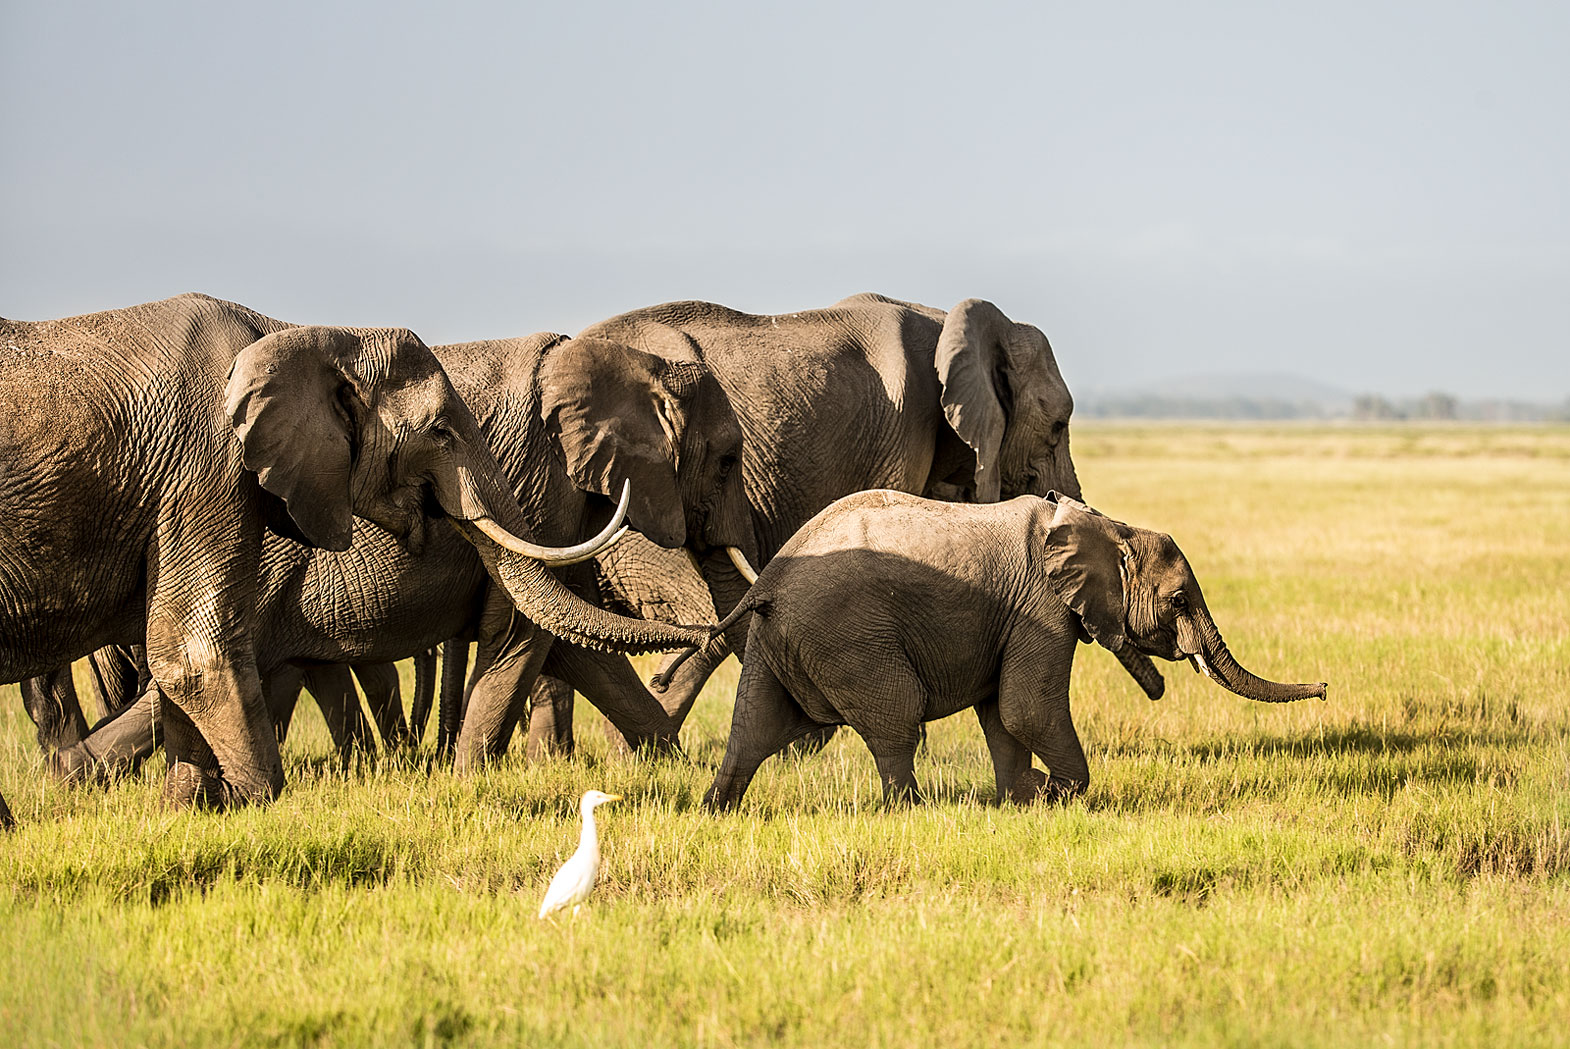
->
left=702, top=491, right=1326, bottom=809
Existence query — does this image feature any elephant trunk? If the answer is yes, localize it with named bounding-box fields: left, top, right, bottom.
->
left=1051, top=432, right=1083, bottom=503
left=436, top=639, right=467, bottom=758
left=459, top=521, right=714, bottom=654
left=445, top=424, right=714, bottom=655
left=1192, top=609, right=1326, bottom=703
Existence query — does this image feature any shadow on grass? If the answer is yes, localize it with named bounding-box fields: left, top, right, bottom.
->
left=1102, top=719, right=1540, bottom=764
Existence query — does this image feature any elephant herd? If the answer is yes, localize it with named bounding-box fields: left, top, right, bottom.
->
left=0, top=290, right=1324, bottom=827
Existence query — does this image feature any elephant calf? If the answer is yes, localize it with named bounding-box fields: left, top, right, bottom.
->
left=701, top=491, right=1326, bottom=809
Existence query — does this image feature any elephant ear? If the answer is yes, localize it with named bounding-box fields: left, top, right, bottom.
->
left=225, top=326, right=363, bottom=551
left=539, top=338, right=688, bottom=548
left=1039, top=493, right=1130, bottom=651
left=934, top=298, right=1019, bottom=503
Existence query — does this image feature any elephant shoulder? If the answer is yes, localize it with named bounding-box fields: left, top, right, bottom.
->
left=579, top=311, right=707, bottom=363
left=832, top=292, right=946, bottom=323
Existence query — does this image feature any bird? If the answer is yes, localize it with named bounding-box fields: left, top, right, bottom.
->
left=538, top=789, right=621, bottom=921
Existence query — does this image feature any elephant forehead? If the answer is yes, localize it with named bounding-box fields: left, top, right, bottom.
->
left=1127, top=530, right=1187, bottom=579
left=375, top=373, right=456, bottom=423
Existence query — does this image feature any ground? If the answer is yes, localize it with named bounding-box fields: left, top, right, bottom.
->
left=2, top=423, right=1568, bottom=1048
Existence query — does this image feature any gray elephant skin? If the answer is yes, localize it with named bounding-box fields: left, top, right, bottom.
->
left=561, top=292, right=1162, bottom=743
left=40, top=329, right=750, bottom=782
left=0, top=294, right=711, bottom=819
left=702, top=490, right=1327, bottom=810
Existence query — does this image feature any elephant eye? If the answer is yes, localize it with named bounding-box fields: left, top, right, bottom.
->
left=1171, top=592, right=1188, bottom=611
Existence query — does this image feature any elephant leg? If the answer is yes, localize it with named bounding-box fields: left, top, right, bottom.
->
left=995, top=640, right=1088, bottom=802
left=20, top=666, right=90, bottom=752
left=0, top=791, right=13, bottom=831
left=867, top=741, right=922, bottom=806
left=302, top=665, right=373, bottom=759
left=650, top=637, right=730, bottom=728
left=407, top=648, right=438, bottom=746
left=352, top=662, right=409, bottom=749
left=436, top=638, right=469, bottom=760
left=50, top=687, right=158, bottom=786
left=525, top=676, right=577, bottom=760
left=86, top=644, right=145, bottom=721
left=540, top=644, right=679, bottom=755
left=143, top=538, right=283, bottom=808
left=652, top=546, right=759, bottom=727
left=822, top=664, right=928, bottom=805
left=452, top=591, right=553, bottom=773
left=264, top=664, right=306, bottom=745
left=157, top=699, right=229, bottom=808
left=975, top=698, right=1040, bottom=804
left=704, top=659, right=817, bottom=810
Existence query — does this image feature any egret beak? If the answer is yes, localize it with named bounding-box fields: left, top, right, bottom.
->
left=604, top=794, right=622, bottom=803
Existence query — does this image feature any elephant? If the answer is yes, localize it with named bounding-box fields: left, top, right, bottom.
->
left=532, top=292, right=1164, bottom=752
left=0, top=294, right=709, bottom=819
left=699, top=490, right=1327, bottom=809
left=36, top=327, right=750, bottom=783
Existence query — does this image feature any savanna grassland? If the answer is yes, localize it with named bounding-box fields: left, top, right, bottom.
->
left=2, top=424, right=1568, bottom=1048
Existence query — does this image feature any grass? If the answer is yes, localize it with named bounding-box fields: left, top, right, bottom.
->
left=3, top=422, right=1569, bottom=1048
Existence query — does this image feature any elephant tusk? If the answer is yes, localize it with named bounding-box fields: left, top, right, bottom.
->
left=1191, top=653, right=1215, bottom=681
left=726, top=546, right=760, bottom=584
left=475, top=479, right=632, bottom=566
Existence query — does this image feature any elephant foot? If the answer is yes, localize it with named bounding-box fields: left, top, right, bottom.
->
left=703, top=772, right=751, bottom=811
left=161, top=760, right=231, bottom=810
left=1042, top=775, right=1088, bottom=804
left=1007, top=767, right=1049, bottom=804
left=49, top=743, right=111, bottom=788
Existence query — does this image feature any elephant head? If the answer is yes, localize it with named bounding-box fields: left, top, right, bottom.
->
left=540, top=336, right=754, bottom=562
left=935, top=299, right=1080, bottom=503
left=226, top=325, right=707, bottom=654
left=1039, top=494, right=1327, bottom=703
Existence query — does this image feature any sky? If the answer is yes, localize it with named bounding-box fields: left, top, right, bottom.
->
left=2, top=1, right=1566, bottom=399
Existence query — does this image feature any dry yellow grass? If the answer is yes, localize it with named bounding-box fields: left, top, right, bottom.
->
left=2, top=423, right=1567, bottom=1048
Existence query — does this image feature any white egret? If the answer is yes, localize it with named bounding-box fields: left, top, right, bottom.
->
left=538, top=789, right=621, bottom=920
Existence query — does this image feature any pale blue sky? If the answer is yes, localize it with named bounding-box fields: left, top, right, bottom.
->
left=3, top=1, right=1566, bottom=398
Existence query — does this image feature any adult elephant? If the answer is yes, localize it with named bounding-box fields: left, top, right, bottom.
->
left=550, top=293, right=1164, bottom=742
left=39, top=330, right=750, bottom=780
left=0, top=295, right=708, bottom=820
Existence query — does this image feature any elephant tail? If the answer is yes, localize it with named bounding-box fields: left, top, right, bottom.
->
left=650, top=593, right=769, bottom=692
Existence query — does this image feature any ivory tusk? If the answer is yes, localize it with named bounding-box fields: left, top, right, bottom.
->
left=1191, top=653, right=1215, bottom=681
left=474, top=479, right=632, bottom=566
left=726, top=546, right=760, bottom=584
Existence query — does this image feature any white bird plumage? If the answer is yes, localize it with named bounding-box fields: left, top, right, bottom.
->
left=538, top=789, right=621, bottom=920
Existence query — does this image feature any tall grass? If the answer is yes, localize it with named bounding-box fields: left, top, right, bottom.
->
left=2, top=424, right=1567, bottom=1047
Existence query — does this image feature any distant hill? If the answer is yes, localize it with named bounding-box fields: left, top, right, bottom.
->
left=1076, top=372, right=1568, bottom=422
left=1077, top=372, right=1352, bottom=420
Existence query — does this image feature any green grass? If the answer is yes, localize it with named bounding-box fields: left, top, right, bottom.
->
left=3, top=423, right=1569, bottom=1048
